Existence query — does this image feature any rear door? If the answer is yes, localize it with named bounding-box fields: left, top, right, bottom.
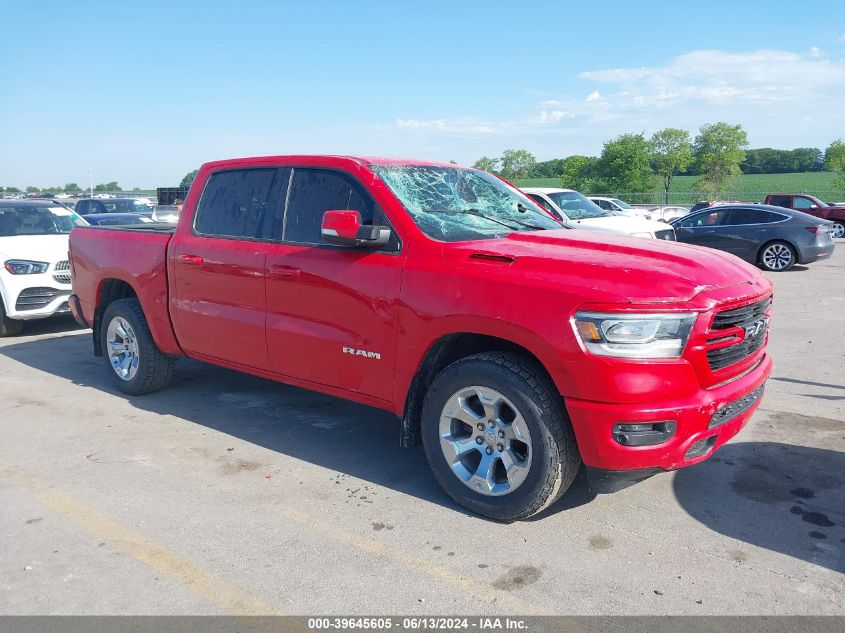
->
left=767, top=195, right=793, bottom=210
left=718, top=208, right=782, bottom=260
left=674, top=208, right=731, bottom=250
left=264, top=167, right=404, bottom=402
left=169, top=167, right=287, bottom=370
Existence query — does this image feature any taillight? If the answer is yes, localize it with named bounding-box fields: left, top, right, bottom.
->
left=804, top=226, right=826, bottom=235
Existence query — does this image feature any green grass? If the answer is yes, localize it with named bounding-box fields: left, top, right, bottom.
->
left=517, top=171, right=844, bottom=204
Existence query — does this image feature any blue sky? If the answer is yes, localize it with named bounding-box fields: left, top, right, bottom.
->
left=2, top=0, right=845, bottom=188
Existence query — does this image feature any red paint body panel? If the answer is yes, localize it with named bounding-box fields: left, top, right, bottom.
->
left=70, top=155, right=775, bottom=475
left=764, top=194, right=845, bottom=222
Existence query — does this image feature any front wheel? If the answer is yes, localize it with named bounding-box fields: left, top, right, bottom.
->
left=830, top=221, right=845, bottom=239
left=0, top=300, right=24, bottom=337
left=759, top=241, right=796, bottom=272
left=100, top=298, right=174, bottom=395
left=421, top=352, right=580, bottom=521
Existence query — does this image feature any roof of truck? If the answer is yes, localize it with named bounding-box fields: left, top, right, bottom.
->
left=200, top=155, right=469, bottom=171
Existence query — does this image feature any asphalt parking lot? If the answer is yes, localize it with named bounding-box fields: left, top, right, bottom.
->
left=1, top=248, right=843, bottom=616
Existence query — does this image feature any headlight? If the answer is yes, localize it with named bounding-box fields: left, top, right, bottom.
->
left=4, top=259, right=50, bottom=275
left=573, top=311, right=697, bottom=358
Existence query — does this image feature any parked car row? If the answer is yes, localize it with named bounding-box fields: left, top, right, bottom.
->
left=522, top=188, right=677, bottom=240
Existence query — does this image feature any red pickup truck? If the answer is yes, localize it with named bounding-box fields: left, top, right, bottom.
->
left=69, top=156, right=773, bottom=520
left=764, top=194, right=845, bottom=238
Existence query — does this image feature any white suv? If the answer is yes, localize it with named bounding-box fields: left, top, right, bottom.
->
left=522, top=188, right=676, bottom=240
left=0, top=201, right=87, bottom=336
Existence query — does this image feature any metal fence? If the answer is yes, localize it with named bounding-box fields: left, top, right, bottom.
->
left=596, top=191, right=845, bottom=206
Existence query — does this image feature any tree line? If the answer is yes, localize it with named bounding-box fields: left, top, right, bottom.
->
left=473, top=124, right=845, bottom=199
left=0, top=182, right=147, bottom=195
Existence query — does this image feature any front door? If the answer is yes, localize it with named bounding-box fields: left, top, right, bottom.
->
left=264, top=168, right=404, bottom=402
left=675, top=208, right=730, bottom=250
left=169, top=167, right=287, bottom=370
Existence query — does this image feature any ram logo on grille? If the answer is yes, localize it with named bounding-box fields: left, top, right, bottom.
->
left=744, top=319, right=767, bottom=340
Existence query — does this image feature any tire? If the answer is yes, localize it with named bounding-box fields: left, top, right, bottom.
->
left=759, top=240, right=796, bottom=272
left=830, top=221, right=845, bottom=239
left=421, top=351, right=580, bottom=521
left=100, top=298, right=174, bottom=395
left=0, top=300, right=24, bottom=337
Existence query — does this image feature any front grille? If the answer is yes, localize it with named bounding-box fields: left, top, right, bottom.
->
left=52, top=260, right=71, bottom=285
left=706, top=297, right=771, bottom=371
left=53, top=274, right=72, bottom=285
left=709, top=384, right=765, bottom=429
left=54, top=260, right=70, bottom=271
left=655, top=229, right=675, bottom=241
left=15, top=287, right=71, bottom=311
left=711, top=297, right=771, bottom=331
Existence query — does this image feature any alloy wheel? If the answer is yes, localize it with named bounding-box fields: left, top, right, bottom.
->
left=106, top=316, right=140, bottom=381
left=762, top=243, right=793, bottom=271
left=438, top=386, right=532, bottom=496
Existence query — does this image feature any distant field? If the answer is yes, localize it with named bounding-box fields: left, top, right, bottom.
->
left=517, top=171, right=844, bottom=204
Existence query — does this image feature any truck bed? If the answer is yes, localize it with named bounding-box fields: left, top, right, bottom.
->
left=70, top=225, right=180, bottom=355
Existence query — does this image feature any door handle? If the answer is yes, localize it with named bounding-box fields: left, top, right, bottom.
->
left=269, top=264, right=300, bottom=278
left=178, top=254, right=204, bottom=265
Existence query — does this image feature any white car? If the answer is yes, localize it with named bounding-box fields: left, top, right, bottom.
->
left=0, top=201, right=88, bottom=336
left=649, top=205, right=690, bottom=223
left=589, top=196, right=653, bottom=220
left=521, top=188, right=676, bottom=240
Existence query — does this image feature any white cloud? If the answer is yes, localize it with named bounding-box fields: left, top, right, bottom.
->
left=385, top=47, right=845, bottom=158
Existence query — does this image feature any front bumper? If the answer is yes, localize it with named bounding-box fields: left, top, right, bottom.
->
left=1, top=275, right=72, bottom=320
left=566, top=353, right=772, bottom=478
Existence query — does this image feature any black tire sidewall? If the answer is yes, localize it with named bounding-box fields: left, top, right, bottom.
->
left=100, top=299, right=154, bottom=395
left=421, top=357, right=566, bottom=520
left=0, top=299, right=24, bottom=337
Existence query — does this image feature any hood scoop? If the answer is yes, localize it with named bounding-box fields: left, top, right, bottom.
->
left=467, top=252, right=515, bottom=265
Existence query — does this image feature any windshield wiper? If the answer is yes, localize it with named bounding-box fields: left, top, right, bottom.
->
left=426, top=208, right=553, bottom=231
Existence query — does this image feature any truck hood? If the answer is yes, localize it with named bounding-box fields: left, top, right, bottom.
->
left=0, top=234, right=71, bottom=265
left=446, top=229, right=767, bottom=305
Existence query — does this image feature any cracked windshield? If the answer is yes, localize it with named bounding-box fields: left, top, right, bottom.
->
left=373, top=165, right=562, bottom=241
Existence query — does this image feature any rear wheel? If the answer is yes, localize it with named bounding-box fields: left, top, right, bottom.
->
left=759, top=241, right=796, bottom=272
left=830, top=221, right=845, bottom=239
left=0, top=300, right=24, bottom=337
left=421, top=351, right=580, bottom=521
left=100, top=298, right=174, bottom=395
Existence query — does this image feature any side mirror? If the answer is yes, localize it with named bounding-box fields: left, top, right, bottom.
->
left=810, top=204, right=819, bottom=210
left=321, top=210, right=391, bottom=248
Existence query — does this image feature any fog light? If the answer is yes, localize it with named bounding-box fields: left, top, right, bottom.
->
left=612, top=421, right=676, bottom=447
left=685, top=436, right=717, bottom=459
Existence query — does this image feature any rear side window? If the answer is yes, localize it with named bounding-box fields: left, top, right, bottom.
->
left=195, top=168, right=282, bottom=239
left=768, top=195, right=791, bottom=208
left=283, top=169, right=378, bottom=245
left=728, top=208, right=779, bottom=225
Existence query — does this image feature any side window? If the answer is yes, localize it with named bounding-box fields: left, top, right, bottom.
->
left=528, top=194, right=554, bottom=212
left=194, top=168, right=282, bottom=239
left=284, top=169, right=378, bottom=245
left=595, top=199, right=610, bottom=210
left=678, top=210, right=729, bottom=228
left=792, top=196, right=815, bottom=210
left=727, top=208, right=775, bottom=225
left=768, top=195, right=791, bottom=208
left=75, top=200, right=89, bottom=214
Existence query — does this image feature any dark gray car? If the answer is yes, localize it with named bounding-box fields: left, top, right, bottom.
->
left=672, top=204, right=835, bottom=271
